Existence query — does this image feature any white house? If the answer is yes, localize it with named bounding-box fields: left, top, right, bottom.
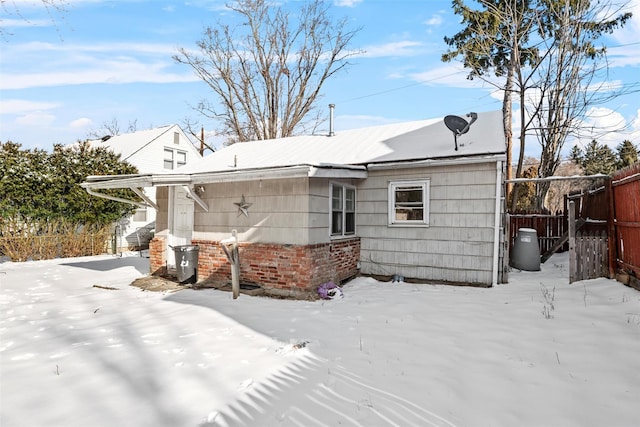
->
left=86, top=124, right=202, bottom=250
left=83, top=110, right=508, bottom=296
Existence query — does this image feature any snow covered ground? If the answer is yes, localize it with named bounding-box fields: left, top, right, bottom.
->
left=1, top=252, right=639, bottom=427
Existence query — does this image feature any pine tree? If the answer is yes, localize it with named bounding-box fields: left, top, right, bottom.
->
left=574, top=140, right=617, bottom=175
left=616, top=140, right=639, bottom=169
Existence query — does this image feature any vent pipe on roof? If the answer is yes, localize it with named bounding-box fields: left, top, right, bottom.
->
left=328, top=104, right=335, bottom=137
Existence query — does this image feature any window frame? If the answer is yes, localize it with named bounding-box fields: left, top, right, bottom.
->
left=388, top=179, right=430, bottom=227
left=330, top=182, right=356, bottom=238
left=163, top=147, right=187, bottom=170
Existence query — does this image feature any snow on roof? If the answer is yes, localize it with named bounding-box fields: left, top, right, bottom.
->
left=86, top=125, right=176, bottom=160
left=183, top=110, right=506, bottom=175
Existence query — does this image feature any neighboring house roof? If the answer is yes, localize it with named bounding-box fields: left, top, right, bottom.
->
left=181, top=110, right=505, bottom=175
left=87, top=124, right=194, bottom=161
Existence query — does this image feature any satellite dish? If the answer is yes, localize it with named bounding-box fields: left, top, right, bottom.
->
left=444, top=112, right=478, bottom=150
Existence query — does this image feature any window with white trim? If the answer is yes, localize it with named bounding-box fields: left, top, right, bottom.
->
left=163, top=148, right=187, bottom=170
left=388, top=180, right=430, bottom=226
left=132, top=208, right=147, bottom=222
left=331, top=183, right=356, bottom=236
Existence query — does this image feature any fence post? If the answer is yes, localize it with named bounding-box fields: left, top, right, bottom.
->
left=569, top=201, right=576, bottom=284
left=606, top=178, right=616, bottom=278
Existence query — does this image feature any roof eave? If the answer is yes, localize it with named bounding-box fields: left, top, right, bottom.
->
left=367, top=153, right=507, bottom=170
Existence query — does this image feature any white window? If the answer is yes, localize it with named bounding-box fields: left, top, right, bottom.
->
left=132, top=208, right=147, bottom=222
left=388, top=180, right=430, bottom=226
left=331, top=183, right=356, bottom=237
left=173, top=132, right=180, bottom=144
left=176, top=150, right=187, bottom=168
left=163, top=148, right=187, bottom=170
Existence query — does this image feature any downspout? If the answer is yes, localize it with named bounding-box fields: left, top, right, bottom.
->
left=492, top=160, right=503, bottom=285
left=84, top=186, right=149, bottom=209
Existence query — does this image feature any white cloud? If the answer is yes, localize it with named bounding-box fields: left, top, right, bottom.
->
left=1, top=60, right=199, bottom=90
left=334, top=0, right=363, bottom=7
left=0, top=99, right=60, bottom=114
left=424, top=14, right=443, bottom=26
left=576, top=107, right=636, bottom=149
left=1, top=41, right=197, bottom=90
left=69, top=117, right=93, bottom=128
left=359, top=41, right=424, bottom=58
left=0, top=18, right=54, bottom=28
left=606, top=0, right=640, bottom=67
left=15, top=111, right=56, bottom=127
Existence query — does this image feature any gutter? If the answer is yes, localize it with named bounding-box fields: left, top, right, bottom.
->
left=367, top=153, right=507, bottom=171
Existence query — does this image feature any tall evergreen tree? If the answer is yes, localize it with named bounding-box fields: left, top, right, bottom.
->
left=616, top=139, right=639, bottom=168
left=572, top=139, right=617, bottom=175
left=443, top=0, right=631, bottom=211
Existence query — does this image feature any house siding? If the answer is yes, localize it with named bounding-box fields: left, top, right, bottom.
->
left=145, top=176, right=361, bottom=295
left=357, top=161, right=499, bottom=285
left=193, top=177, right=311, bottom=245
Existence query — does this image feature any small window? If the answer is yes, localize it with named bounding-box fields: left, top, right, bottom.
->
left=176, top=150, right=187, bottom=168
left=331, top=183, right=356, bottom=237
left=173, top=132, right=180, bottom=144
left=163, top=148, right=174, bottom=170
left=132, top=208, right=147, bottom=222
left=388, top=180, right=430, bottom=226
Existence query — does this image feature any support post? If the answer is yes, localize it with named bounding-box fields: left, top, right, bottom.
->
left=221, top=229, right=240, bottom=299
left=569, top=201, right=576, bottom=284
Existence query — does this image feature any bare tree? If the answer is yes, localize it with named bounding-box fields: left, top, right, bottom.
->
left=526, top=0, right=631, bottom=209
left=545, top=161, right=583, bottom=212
left=1, top=0, right=68, bottom=35
left=87, top=118, right=137, bottom=139
left=174, top=0, right=360, bottom=143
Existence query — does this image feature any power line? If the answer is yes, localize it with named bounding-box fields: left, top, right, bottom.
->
left=336, top=70, right=468, bottom=105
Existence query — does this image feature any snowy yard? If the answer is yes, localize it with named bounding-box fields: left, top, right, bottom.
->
left=1, top=252, right=639, bottom=427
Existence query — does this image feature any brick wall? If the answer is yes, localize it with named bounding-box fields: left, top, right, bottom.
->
left=149, top=236, right=167, bottom=275
left=192, top=238, right=361, bottom=296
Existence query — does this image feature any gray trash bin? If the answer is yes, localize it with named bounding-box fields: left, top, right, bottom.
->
left=510, top=228, right=541, bottom=271
left=172, top=245, right=200, bottom=284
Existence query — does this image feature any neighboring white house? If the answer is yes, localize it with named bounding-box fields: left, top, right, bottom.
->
left=86, top=125, right=202, bottom=250
left=83, top=111, right=507, bottom=296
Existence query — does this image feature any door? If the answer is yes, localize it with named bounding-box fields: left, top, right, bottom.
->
left=167, top=186, right=194, bottom=267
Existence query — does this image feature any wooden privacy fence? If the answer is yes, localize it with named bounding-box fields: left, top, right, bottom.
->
left=572, top=230, right=608, bottom=282
left=507, top=165, right=640, bottom=287
left=508, top=212, right=566, bottom=255
left=611, top=164, right=640, bottom=289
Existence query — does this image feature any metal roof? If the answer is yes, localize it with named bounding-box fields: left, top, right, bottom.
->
left=181, top=110, right=506, bottom=176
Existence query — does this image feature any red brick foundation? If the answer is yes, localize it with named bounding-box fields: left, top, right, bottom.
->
left=149, top=237, right=167, bottom=276
left=193, top=238, right=361, bottom=296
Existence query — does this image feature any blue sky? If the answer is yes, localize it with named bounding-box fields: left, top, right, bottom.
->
left=1, top=0, right=639, bottom=159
